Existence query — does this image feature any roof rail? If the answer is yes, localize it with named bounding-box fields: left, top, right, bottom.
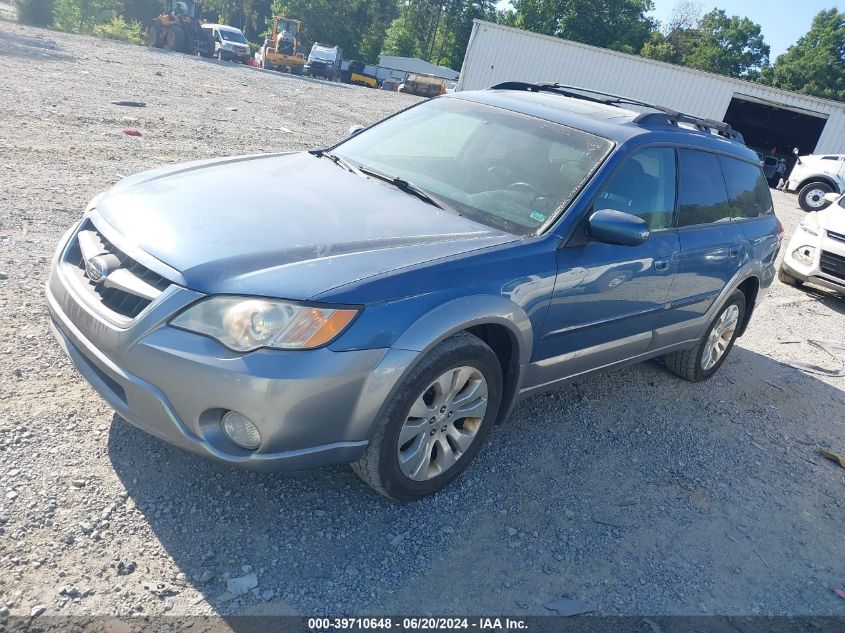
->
left=490, top=81, right=745, bottom=144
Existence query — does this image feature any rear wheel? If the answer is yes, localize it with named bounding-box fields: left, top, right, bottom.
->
left=663, top=290, right=746, bottom=382
left=352, top=332, right=502, bottom=501
left=798, top=181, right=833, bottom=212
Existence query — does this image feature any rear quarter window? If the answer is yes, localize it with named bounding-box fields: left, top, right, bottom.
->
left=677, top=149, right=731, bottom=227
left=719, top=156, right=774, bottom=219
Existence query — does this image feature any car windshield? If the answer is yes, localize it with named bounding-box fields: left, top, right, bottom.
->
left=332, top=98, right=612, bottom=236
left=220, top=30, right=247, bottom=43
left=310, top=48, right=335, bottom=61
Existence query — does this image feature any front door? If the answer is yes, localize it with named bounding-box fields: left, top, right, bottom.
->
left=528, top=147, right=680, bottom=389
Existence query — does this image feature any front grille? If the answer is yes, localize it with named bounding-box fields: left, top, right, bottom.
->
left=820, top=250, right=845, bottom=281
left=828, top=229, right=845, bottom=244
left=65, top=220, right=171, bottom=319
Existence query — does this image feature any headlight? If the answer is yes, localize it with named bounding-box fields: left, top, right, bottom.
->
left=800, top=213, right=820, bottom=237
left=170, top=297, right=359, bottom=352
left=792, top=245, right=816, bottom=265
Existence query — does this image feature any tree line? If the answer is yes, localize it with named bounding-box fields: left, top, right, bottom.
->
left=12, top=0, right=845, bottom=102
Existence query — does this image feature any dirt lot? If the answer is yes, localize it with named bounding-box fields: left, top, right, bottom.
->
left=1, top=20, right=844, bottom=620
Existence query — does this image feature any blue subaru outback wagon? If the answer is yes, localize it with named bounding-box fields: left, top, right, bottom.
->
left=47, top=83, right=782, bottom=499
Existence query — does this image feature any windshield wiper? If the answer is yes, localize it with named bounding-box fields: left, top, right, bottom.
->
left=310, top=149, right=364, bottom=177
left=357, top=166, right=452, bottom=212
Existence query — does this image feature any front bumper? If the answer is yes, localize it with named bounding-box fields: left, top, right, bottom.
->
left=46, top=216, right=418, bottom=471
left=221, top=48, right=250, bottom=61
left=781, top=229, right=845, bottom=293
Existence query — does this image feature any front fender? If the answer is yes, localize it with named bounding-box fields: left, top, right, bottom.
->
left=392, top=294, right=533, bottom=366
left=348, top=295, right=533, bottom=440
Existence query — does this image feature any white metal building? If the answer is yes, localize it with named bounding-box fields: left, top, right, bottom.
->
left=458, top=20, right=845, bottom=158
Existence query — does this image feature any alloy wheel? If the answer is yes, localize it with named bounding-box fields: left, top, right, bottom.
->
left=701, top=304, right=739, bottom=371
left=397, top=366, right=488, bottom=481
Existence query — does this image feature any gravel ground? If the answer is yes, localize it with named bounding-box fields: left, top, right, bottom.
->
left=1, top=20, right=844, bottom=621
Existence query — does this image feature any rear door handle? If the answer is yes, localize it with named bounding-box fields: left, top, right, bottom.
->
left=654, top=258, right=671, bottom=272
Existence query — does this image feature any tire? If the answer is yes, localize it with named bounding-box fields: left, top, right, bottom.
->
left=798, top=181, right=833, bottom=212
left=165, top=27, right=186, bottom=53
left=778, top=267, right=804, bottom=287
left=351, top=332, right=503, bottom=501
left=147, top=25, right=162, bottom=48
left=663, top=290, right=746, bottom=383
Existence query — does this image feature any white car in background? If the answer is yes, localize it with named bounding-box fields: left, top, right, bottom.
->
left=785, top=152, right=845, bottom=212
left=780, top=192, right=845, bottom=293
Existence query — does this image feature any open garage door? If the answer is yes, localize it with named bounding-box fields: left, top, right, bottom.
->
left=723, top=95, right=827, bottom=170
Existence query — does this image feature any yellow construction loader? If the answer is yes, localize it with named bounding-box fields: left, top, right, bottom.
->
left=146, top=0, right=214, bottom=57
left=260, top=16, right=306, bottom=74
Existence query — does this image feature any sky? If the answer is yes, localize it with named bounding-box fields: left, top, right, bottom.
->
left=495, top=1, right=844, bottom=61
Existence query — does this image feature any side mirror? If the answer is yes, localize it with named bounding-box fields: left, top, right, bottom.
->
left=347, top=125, right=365, bottom=138
left=588, top=209, right=649, bottom=247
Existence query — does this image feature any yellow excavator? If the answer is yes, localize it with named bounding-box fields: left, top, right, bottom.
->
left=146, top=0, right=213, bottom=57
left=260, top=15, right=306, bottom=74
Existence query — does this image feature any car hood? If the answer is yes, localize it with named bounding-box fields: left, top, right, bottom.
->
left=95, top=153, right=516, bottom=300
left=819, top=205, right=845, bottom=234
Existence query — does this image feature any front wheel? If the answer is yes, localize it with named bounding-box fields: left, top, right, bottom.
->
left=663, top=290, right=746, bottom=382
left=352, top=332, right=502, bottom=501
left=798, top=181, right=833, bottom=212
left=778, top=268, right=804, bottom=287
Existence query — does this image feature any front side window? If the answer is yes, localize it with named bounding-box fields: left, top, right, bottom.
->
left=333, top=98, right=613, bottom=236
left=719, top=156, right=773, bottom=219
left=595, top=147, right=676, bottom=231
left=677, top=149, right=731, bottom=227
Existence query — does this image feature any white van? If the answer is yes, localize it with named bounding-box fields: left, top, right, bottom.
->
left=201, top=24, right=251, bottom=63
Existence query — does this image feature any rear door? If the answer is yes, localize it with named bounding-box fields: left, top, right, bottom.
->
left=662, top=149, right=744, bottom=341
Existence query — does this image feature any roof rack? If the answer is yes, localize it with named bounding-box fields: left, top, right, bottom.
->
left=491, top=81, right=745, bottom=144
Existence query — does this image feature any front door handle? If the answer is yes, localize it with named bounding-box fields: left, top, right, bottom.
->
left=654, top=258, right=671, bottom=272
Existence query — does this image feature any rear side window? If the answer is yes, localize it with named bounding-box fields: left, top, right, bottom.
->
left=719, top=156, right=774, bottom=218
left=677, top=149, right=730, bottom=227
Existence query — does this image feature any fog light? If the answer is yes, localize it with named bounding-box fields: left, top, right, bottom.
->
left=792, top=246, right=816, bottom=266
left=221, top=411, right=261, bottom=450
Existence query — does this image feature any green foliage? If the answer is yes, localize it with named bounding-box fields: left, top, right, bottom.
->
left=683, top=9, right=768, bottom=77
left=641, top=8, right=769, bottom=78
left=13, top=0, right=56, bottom=26
left=93, top=14, right=142, bottom=43
left=383, top=1, right=496, bottom=69
left=54, top=0, right=119, bottom=33
left=511, top=0, right=656, bottom=53
left=759, top=9, right=845, bottom=102
left=266, top=0, right=398, bottom=63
